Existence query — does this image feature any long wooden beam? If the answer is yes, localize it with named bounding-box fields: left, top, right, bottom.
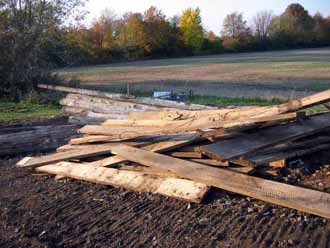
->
left=38, top=84, right=213, bottom=110
left=128, top=89, right=330, bottom=121
left=88, top=136, right=198, bottom=167
left=80, top=113, right=296, bottom=139
left=110, top=144, right=330, bottom=219
left=36, top=162, right=209, bottom=203
left=17, top=144, right=119, bottom=168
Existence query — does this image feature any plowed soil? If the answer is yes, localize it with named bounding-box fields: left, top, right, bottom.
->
left=1, top=156, right=330, bottom=248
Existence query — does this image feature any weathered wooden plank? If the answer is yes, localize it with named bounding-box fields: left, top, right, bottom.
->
left=170, top=151, right=203, bottom=158
left=17, top=144, right=119, bottom=168
left=69, top=135, right=117, bottom=145
left=56, top=141, right=147, bottom=152
left=110, top=144, right=330, bottom=219
left=201, top=113, right=330, bottom=161
left=248, top=143, right=330, bottom=166
left=80, top=113, right=296, bottom=139
left=38, top=84, right=213, bottom=110
left=88, top=136, right=197, bottom=167
left=61, top=94, right=165, bottom=114
left=127, top=107, right=254, bottom=121
left=36, top=162, right=210, bottom=203
left=64, top=106, right=129, bottom=121
left=190, top=159, right=229, bottom=167
left=0, top=125, right=77, bottom=157
left=128, top=89, right=330, bottom=121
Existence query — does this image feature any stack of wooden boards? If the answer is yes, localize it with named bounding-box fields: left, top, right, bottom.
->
left=18, top=85, right=330, bottom=219
left=38, top=84, right=215, bottom=124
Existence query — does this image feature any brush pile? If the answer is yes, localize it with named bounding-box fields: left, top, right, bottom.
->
left=18, top=85, right=330, bottom=219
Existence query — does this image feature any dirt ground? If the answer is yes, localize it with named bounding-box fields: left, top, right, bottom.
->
left=2, top=156, right=330, bottom=248
left=2, top=118, right=330, bottom=247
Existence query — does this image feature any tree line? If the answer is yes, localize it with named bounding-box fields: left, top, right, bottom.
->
left=62, top=3, right=330, bottom=65
left=0, top=1, right=329, bottom=99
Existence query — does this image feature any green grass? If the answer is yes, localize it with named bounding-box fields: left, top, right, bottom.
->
left=85, top=85, right=287, bottom=107
left=56, top=47, right=330, bottom=100
left=187, top=95, right=286, bottom=107
left=0, top=101, right=62, bottom=121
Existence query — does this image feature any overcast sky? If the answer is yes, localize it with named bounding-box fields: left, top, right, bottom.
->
left=84, top=0, right=330, bottom=33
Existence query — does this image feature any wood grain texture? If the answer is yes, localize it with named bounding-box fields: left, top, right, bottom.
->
left=110, top=144, right=330, bottom=219
left=17, top=144, right=119, bottom=168
left=80, top=113, right=296, bottom=138
left=38, top=84, right=213, bottom=110
left=36, top=162, right=210, bottom=203
left=202, top=113, right=330, bottom=160
left=88, top=136, right=197, bottom=167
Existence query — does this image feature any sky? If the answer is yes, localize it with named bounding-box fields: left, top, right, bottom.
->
left=84, top=0, right=330, bottom=33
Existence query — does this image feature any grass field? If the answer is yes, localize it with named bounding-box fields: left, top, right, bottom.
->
left=0, top=102, right=62, bottom=121
left=59, top=47, right=330, bottom=99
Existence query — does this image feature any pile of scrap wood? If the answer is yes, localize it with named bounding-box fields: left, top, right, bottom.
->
left=38, top=84, right=215, bottom=124
left=18, top=86, right=330, bottom=219
left=0, top=116, right=78, bottom=157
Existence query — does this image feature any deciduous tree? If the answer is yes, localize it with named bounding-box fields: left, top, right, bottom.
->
left=0, top=0, right=86, bottom=99
left=253, top=10, right=274, bottom=39
left=179, top=8, right=204, bottom=52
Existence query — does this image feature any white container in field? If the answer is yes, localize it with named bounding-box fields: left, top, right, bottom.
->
left=153, top=91, right=172, bottom=99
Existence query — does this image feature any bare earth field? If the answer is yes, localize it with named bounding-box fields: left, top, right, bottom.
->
left=59, top=47, right=330, bottom=99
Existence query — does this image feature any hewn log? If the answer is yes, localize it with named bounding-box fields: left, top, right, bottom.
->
left=0, top=125, right=77, bottom=157
left=61, top=94, right=165, bottom=114
left=38, top=84, right=214, bottom=110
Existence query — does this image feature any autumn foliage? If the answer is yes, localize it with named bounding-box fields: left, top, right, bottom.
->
left=1, top=2, right=330, bottom=99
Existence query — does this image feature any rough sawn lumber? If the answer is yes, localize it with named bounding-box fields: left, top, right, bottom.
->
left=38, top=84, right=213, bottom=110
left=127, top=89, right=330, bottom=121
left=110, top=144, right=330, bottom=219
left=80, top=113, right=296, bottom=138
left=17, top=144, right=120, bottom=168
left=35, top=162, right=210, bottom=203
left=201, top=113, right=330, bottom=161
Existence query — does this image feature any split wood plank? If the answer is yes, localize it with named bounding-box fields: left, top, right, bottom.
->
left=88, top=136, right=198, bottom=167
left=17, top=144, right=121, bottom=168
left=69, top=135, right=118, bottom=145
left=127, top=107, right=255, bottom=121
left=127, top=89, right=330, bottom=121
left=61, top=94, right=167, bottom=114
left=190, top=159, right=229, bottom=167
left=56, top=142, right=147, bottom=152
left=110, top=144, right=330, bottom=219
left=201, top=113, right=330, bottom=161
left=64, top=106, right=129, bottom=121
left=170, top=151, right=203, bottom=158
left=36, top=162, right=209, bottom=203
left=80, top=113, right=297, bottom=139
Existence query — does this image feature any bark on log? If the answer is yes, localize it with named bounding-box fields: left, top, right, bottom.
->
left=0, top=125, right=78, bottom=157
